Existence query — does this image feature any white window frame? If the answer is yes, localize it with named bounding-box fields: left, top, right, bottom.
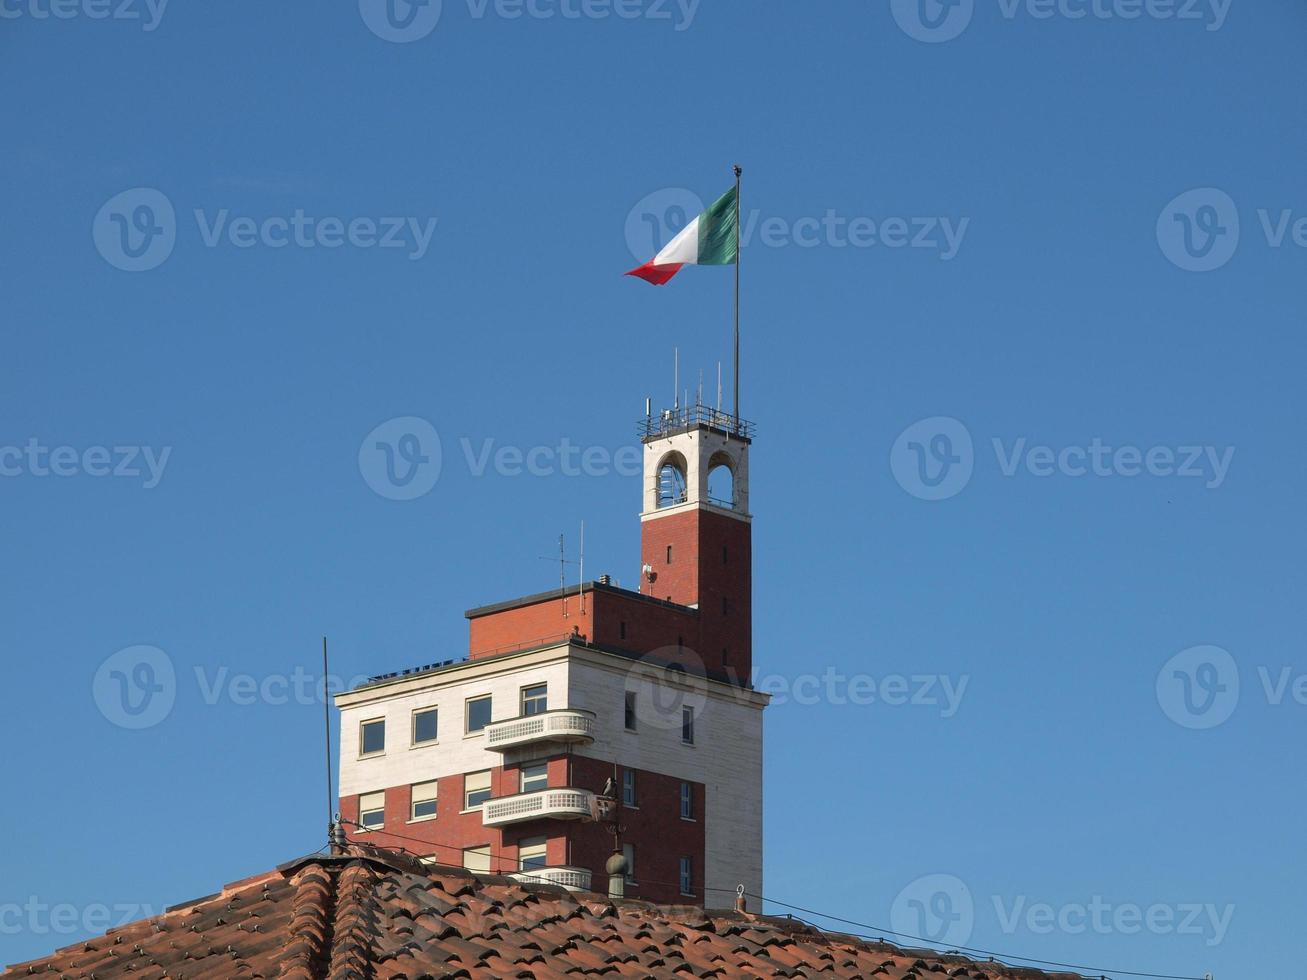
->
left=681, top=706, right=695, bottom=745
left=410, top=780, right=439, bottom=822
left=359, top=718, right=386, bottom=757
left=411, top=706, right=439, bottom=746
left=622, top=769, right=637, bottom=808
left=679, top=856, right=694, bottom=896
left=520, top=683, right=548, bottom=717
left=463, top=845, right=492, bottom=875
left=624, top=691, right=637, bottom=731
left=358, top=791, right=385, bottom=832
left=464, top=770, right=492, bottom=810
left=520, top=762, right=549, bottom=794
left=517, top=836, right=548, bottom=872
left=465, top=695, right=493, bottom=735
left=680, top=781, right=693, bottom=820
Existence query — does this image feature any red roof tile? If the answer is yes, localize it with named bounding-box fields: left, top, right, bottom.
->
left=2, top=846, right=1093, bottom=980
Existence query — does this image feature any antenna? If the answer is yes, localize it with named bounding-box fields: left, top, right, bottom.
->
left=322, top=636, right=335, bottom=846
left=579, top=520, right=585, bottom=614
left=697, top=369, right=703, bottom=407
left=673, top=347, right=679, bottom=410
left=717, top=362, right=722, bottom=413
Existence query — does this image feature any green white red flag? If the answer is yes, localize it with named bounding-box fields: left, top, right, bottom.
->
left=626, top=186, right=739, bottom=285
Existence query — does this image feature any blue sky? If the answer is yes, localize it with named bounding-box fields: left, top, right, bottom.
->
left=2, top=0, right=1304, bottom=975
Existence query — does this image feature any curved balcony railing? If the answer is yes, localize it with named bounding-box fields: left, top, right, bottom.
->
left=510, top=866, right=593, bottom=891
left=482, top=788, right=595, bottom=827
left=484, top=709, right=597, bottom=752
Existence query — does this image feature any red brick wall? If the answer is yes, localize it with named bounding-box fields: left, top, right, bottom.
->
left=468, top=596, right=593, bottom=658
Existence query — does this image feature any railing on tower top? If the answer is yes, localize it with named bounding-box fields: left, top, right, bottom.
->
left=638, top=405, right=755, bottom=440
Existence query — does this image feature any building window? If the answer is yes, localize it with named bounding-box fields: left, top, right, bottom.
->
left=360, top=719, right=385, bottom=756
left=722, top=596, right=729, bottom=615
left=666, top=544, right=673, bottom=564
left=466, top=695, right=492, bottom=733
left=464, top=845, right=491, bottom=875
left=410, top=781, right=438, bottom=821
left=412, top=707, right=439, bottom=745
left=520, top=683, right=548, bottom=717
left=622, top=769, right=637, bottom=807
left=622, top=843, right=636, bottom=885
left=723, top=544, right=728, bottom=565
left=620, top=621, right=627, bottom=640
left=680, top=782, right=693, bottom=820
left=679, top=856, right=694, bottom=895
left=464, top=770, right=492, bottom=810
left=518, top=837, right=548, bottom=872
left=520, top=762, right=548, bottom=794
left=358, top=791, right=385, bottom=831
left=624, top=691, right=637, bottom=731
left=681, top=706, right=695, bottom=745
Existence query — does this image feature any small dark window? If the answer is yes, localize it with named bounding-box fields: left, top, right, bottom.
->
left=466, top=696, right=493, bottom=733
left=413, top=708, right=439, bottom=745
left=620, top=621, right=627, bottom=640
left=680, top=782, right=693, bottom=820
left=622, top=769, right=637, bottom=807
left=723, top=545, right=728, bottom=565
left=624, top=691, right=637, bottom=731
left=681, top=706, right=695, bottom=745
left=360, top=719, right=385, bottom=755
left=666, top=545, right=673, bottom=564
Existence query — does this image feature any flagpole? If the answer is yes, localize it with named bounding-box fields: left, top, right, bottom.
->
left=732, top=164, right=742, bottom=432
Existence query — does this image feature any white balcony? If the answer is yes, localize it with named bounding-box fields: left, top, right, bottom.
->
left=509, top=866, right=593, bottom=891
left=484, top=709, right=597, bottom=752
left=482, top=788, right=596, bottom=827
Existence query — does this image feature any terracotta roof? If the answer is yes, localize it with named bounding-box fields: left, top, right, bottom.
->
left=3, top=845, right=1087, bottom=980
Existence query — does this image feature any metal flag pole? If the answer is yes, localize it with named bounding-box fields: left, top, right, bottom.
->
left=732, top=164, right=742, bottom=432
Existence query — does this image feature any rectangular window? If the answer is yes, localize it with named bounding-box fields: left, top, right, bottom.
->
left=410, top=781, right=438, bottom=821
left=680, top=782, right=693, bottom=820
left=359, top=791, right=385, bottom=831
left=723, top=545, right=728, bottom=565
left=465, top=695, right=492, bottom=733
left=412, top=707, right=439, bottom=745
left=520, top=762, right=548, bottom=794
left=463, top=845, right=491, bottom=875
left=679, top=856, right=694, bottom=895
left=624, top=691, right=637, bottom=731
left=464, top=770, right=492, bottom=810
left=520, top=683, right=548, bottom=717
left=681, top=706, right=695, bottom=745
left=619, top=621, right=627, bottom=640
left=518, top=836, right=548, bottom=872
left=622, top=843, right=636, bottom=885
left=622, top=769, right=637, bottom=807
left=360, top=718, right=385, bottom=756
left=666, top=544, right=673, bottom=564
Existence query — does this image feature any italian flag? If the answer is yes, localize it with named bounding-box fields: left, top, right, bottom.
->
left=626, top=186, right=739, bottom=285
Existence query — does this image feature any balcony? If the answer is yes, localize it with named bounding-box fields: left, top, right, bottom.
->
left=509, top=866, right=593, bottom=891
left=484, top=709, right=597, bottom=752
left=482, top=788, right=595, bottom=827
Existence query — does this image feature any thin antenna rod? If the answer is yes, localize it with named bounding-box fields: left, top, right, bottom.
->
left=579, top=520, right=585, bottom=614
left=322, top=636, right=333, bottom=833
left=717, top=362, right=722, bottom=413
left=674, top=347, right=679, bottom=410
left=733, top=164, right=743, bottom=429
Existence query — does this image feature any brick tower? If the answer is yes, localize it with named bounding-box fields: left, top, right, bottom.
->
left=335, top=402, right=765, bottom=906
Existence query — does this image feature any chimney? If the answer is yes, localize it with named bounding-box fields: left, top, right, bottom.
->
left=605, top=851, right=628, bottom=900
